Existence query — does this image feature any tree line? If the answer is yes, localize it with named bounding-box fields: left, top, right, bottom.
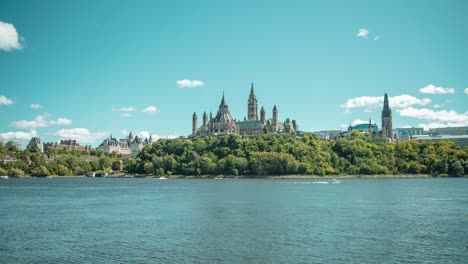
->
left=1, top=131, right=467, bottom=177
left=126, top=131, right=467, bottom=177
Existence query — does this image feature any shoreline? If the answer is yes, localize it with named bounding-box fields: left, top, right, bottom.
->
left=5, top=174, right=466, bottom=179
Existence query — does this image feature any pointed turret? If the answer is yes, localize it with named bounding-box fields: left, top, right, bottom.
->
left=192, top=112, right=198, bottom=137
left=203, top=111, right=208, bottom=125
left=272, top=105, right=278, bottom=132
left=260, top=106, right=266, bottom=125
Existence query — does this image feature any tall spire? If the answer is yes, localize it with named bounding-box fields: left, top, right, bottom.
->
left=381, top=93, right=393, bottom=141
left=247, top=81, right=258, bottom=121
left=220, top=91, right=227, bottom=107
left=249, top=82, right=255, bottom=100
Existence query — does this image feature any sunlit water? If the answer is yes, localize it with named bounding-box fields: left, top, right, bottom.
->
left=1, top=178, right=467, bottom=263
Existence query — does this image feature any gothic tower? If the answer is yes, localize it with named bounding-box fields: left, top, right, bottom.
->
left=192, top=112, right=198, bottom=137
left=248, top=82, right=258, bottom=121
left=260, top=106, right=266, bottom=125
left=203, top=111, right=208, bottom=126
left=368, top=118, right=373, bottom=140
left=272, top=105, right=278, bottom=132
left=381, top=93, right=393, bottom=141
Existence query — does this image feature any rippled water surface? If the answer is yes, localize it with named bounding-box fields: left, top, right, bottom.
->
left=1, top=178, right=467, bottom=263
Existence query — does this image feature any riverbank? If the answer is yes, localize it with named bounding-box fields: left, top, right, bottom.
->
left=4, top=174, right=465, bottom=179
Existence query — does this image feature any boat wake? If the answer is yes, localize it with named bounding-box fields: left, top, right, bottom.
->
left=290, top=179, right=342, bottom=185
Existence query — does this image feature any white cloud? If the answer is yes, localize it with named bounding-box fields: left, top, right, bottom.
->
left=341, top=94, right=431, bottom=112
left=433, top=104, right=445, bottom=108
left=30, top=104, right=42, bottom=109
left=356, top=29, right=369, bottom=38
left=0, top=130, right=37, bottom=141
left=0, top=95, right=14, bottom=105
left=464, top=88, right=468, bottom=95
left=398, top=107, right=468, bottom=123
left=120, top=113, right=132, bottom=117
left=351, top=119, right=369, bottom=126
left=419, top=84, right=455, bottom=94
left=55, top=128, right=107, bottom=144
left=120, top=129, right=129, bottom=136
left=11, top=114, right=72, bottom=129
left=11, top=114, right=50, bottom=129
left=373, top=36, right=380, bottom=41
left=113, top=107, right=135, bottom=112
left=137, top=131, right=151, bottom=139
left=49, top=118, right=72, bottom=126
left=0, top=21, right=22, bottom=51
left=176, top=79, right=205, bottom=88
left=142, top=105, right=159, bottom=113
left=418, top=122, right=468, bottom=131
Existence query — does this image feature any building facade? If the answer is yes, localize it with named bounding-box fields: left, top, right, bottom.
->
left=429, top=126, right=468, bottom=136
left=393, top=127, right=424, bottom=142
left=98, top=132, right=153, bottom=158
left=191, top=83, right=299, bottom=137
left=28, top=137, right=43, bottom=153
left=4, top=141, right=23, bottom=150
left=44, top=140, right=91, bottom=151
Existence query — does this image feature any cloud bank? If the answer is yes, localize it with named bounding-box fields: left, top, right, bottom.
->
left=55, top=128, right=107, bottom=144
left=341, top=94, right=431, bottom=112
left=11, top=114, right=72, bottom=129
left=419, top=84, right=455, bottom=94
left=0, top=130, right=37, bottom=141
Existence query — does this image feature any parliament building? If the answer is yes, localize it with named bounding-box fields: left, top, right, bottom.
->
left=191, top=83, right=299, bottom=137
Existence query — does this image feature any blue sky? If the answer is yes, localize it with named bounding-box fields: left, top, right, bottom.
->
left=1, top=0, right=467, bottom=146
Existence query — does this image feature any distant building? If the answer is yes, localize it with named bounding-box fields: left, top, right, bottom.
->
left=429, top=126, right=468, bottom=136
left=98, top=132, right=153, bottom=158
left=44, top=139, right=91, bottom=151
left=347, top=119, right=379, bottom=137
left=393, top=127, right=424, bottom=142
left=412, top=134, right=468, bottom=147
left=345, top=93, right=394, bottom=141
left=28, top=137, right=43, bottom=153
left=5, top=141, right=23, bottom=150
left=192, top=83, right=299, bottom=137
left=313, top=130, right=342, bottom=140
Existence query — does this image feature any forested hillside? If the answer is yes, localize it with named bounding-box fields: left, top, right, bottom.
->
left=126, top=131, right=468, bottom=177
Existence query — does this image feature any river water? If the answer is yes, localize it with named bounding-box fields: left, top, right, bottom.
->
left=1, top=177, right=467, bottom=263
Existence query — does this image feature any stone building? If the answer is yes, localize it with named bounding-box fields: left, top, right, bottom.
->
left=191, top=83, right=299, bottom=137
left=44, top=140, right=91, bottom=151
left=4, top=141, right=23, bottom=150
left=98, top=132, right=153, bottom=158
left=28, top=137, right=43, bottom=153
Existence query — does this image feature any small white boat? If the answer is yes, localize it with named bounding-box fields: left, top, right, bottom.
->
left=158, top=176, right=167, bottom=180
left=331, top=178, right=342, bottom=184
left=1, top=176, right=8, bottom=179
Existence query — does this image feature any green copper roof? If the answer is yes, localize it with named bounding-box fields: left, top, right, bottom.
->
left=237, top=120, right=263, bottom=127
left=198, top=124, right=208, bottom=131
